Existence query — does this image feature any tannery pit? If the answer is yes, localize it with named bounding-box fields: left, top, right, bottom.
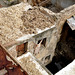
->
left=46, top=21, right=75, bottom=74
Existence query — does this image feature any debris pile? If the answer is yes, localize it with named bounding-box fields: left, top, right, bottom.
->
left=21, top=7, right=54, bottom=34
left=0, top=5, right=54, bottom=44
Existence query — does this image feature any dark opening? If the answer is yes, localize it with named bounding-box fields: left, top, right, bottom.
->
left=45, top=55, right=51, bottom=61
left=16, top=42, right=28, bottom=57
left=44, top=55, right=51, bottom=64
left=24, top=42, right=28, bottom=52
left=38, top=38, right=46, bottom=47
left=46, top=22, right=75, bottom=74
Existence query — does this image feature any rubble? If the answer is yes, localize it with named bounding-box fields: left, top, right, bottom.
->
left=0, top=3, right=55, bottom=45
left=0, top=3, right=32, bottom=44
left=0, top=0, right=75, bottom=75
left=21, top=7, right=55, bottom=34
